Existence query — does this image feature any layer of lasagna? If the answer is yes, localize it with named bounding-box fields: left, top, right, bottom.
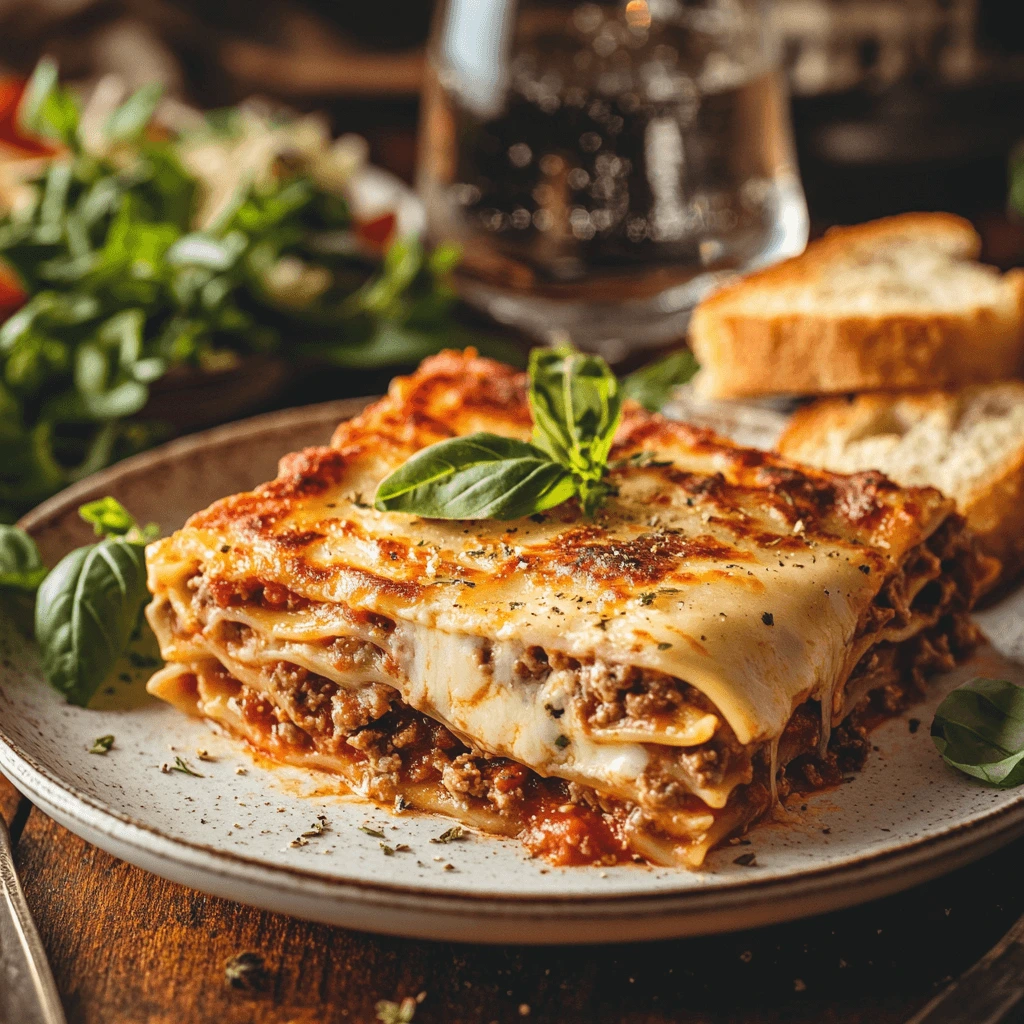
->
left=144, top=350, right=997, bottom=867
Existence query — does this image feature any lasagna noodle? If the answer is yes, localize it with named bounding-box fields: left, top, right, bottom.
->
left=144, top=350, right=996, bottom=866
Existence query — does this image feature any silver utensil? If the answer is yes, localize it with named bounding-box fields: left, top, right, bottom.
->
left=906, top=911, right=1024, bottom=1024
left=0, top=814, right=66, bottom=1024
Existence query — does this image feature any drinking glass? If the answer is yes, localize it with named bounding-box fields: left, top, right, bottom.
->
left=418, top=0, right=809, bottom=361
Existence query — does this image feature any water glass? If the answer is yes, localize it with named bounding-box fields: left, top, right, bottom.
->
left=419, top=0, right=809, bottom=360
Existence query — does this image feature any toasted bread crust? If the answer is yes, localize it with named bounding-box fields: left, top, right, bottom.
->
left=960, top=450, right=1024, bottom=581
left=779, top=387, right=1024, bottom=580
left=777, top=394, right=865, bottom=458
left=689, top=214, right=1024, bottom=399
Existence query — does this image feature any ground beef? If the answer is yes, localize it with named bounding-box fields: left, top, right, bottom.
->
left=260, top=661, right=396, bottom=751
left=513, top=645, right=551, bottom=682
left=487, top=762, right=530, bottom=811
left=344, top=724, right=403, bottom=799
left=441, top=753, right=488, bottom=800
left=576, top=659, right=706, bottom=730
left=270, top=720, right=310, bottom=750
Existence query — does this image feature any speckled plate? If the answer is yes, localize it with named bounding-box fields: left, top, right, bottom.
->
left=2, top=399, right=1024, bottom=944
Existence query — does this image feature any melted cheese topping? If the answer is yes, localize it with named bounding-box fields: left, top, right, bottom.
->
left=146, top=351, right=957, bottom=761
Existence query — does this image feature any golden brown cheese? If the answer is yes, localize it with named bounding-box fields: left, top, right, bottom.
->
left=148, top=350, right=956, bottom=752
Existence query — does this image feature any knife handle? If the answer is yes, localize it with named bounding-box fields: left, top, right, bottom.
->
left=906, top=912, right=1024, bottom=1024
left=0, top=815, right=67, bottom=1024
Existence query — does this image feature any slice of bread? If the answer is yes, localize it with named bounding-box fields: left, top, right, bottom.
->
left=778, top=381, right=1024, bottom=580
left=689, top=213, right=1024, bottom=400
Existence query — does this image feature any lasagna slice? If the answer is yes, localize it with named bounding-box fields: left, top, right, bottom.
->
left=144, top=351, right=996, bottom=868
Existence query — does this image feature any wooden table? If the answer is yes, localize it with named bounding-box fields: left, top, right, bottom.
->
left=3, top=772, right=1020, bottom=1024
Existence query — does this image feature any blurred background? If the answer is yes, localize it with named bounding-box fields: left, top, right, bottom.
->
left=1, top=0, right=1023, bottom=519
left=1, top=0, right=1021, bottom=245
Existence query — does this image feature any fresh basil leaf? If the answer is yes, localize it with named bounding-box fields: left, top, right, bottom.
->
left=44, top=91, right=81, bottom=149
left=104, top=82, right=162, bottom=144
left=18, top=58, right=79, bottom=147
left=0, top=524, right=47, bottom=592
left=52, top=292, right=102, bottom=325
left=427, top=242, right=461, bottom=277
left=0, top=304, right=40, bottom=352
left=74, top=343, right=107, bottom=394
left=79, top=496, right=137, bottom=537
left=40, top=162, right=72, bottom=228
left=131, top=356, right=166, bottom=383
left=353, top=237, right=424, bottom=316
left=165, top=231, right=246, bottom=272
left=375, top=348, right=626, bottom=521
left=931, top=677, right=1024, bottom=787
left=6, top=293, right=99, bottom=339
left=620, top=350, right=699, bottom=412
left=47, top=379, right=149, bottom=421
left=528, top=346, right=622, bottom=478
left=101, top=199, right=180, bottom=277
left=375, top=433, right=575, bottom=520
left=34, top=537, right=150, bottom=706
left=98, top=309, right=145, bottom=365
left=18, top=57, right=60, bottom=137
left=63, top=211, right=90, bottom=261
left=77, top=176, right=123, bottom=227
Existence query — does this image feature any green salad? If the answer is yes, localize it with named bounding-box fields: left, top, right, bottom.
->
left=0, top=60, right=503, bottom=521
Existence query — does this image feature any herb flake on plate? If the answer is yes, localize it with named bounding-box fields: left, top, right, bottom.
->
left=429, top=825, right=465, bottom=844
left=88, top=734, right=114, bottom=754
left=163, top=755, right=203, bottom=778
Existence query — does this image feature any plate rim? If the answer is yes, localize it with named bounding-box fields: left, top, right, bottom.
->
left=6, top=728, right=1024, bottom=942
left=4, top=399, right=1024, bottom=941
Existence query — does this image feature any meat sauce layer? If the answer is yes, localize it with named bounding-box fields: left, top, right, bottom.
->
left=181, top=598, right=979, bottom=868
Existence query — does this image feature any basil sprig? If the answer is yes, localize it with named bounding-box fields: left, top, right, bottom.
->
left=374, top=346, right=623, bottom=520
left=931, top=677, right=1024, bottom=787
left=528, top=347, right=622, bottom=515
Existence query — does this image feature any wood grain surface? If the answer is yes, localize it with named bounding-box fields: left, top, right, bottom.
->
left=3, top=774, right=1023, bottom=1024
left=1, top=774, right=23, bottom=826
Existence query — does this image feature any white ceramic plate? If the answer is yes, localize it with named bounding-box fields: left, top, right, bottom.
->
left=3, top=400, right=1024, bottom=945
